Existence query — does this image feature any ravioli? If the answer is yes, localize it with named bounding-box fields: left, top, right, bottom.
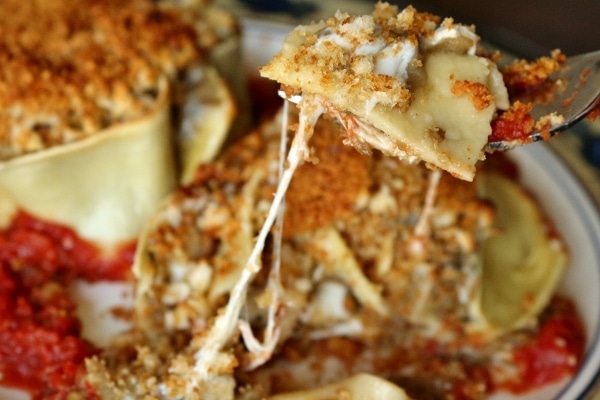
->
left=475, top=172, right=567, bottom=330
left=0, top=80, right=174, bottom=244
left=259, top=2, right=510, bottom=181
left=0, top=0, right=240, bottom=246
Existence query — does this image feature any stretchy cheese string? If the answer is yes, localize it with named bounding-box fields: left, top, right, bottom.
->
left=414, top=168, right=442, bottom=237
left=192, top=97, right=324, bottom=381
left=238, top=101, right=290, bottom=370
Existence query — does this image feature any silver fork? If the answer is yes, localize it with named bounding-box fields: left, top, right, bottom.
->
left=486, top=49, right=600, bottom=152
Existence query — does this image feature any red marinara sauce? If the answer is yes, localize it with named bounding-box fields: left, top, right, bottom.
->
left=0, top=211, right=134, bottom=399
left=489, top=101, right=535, bottom=143
left=449, top=296, right=585, bottom=399
left=501, top=296, right=586, bottom=394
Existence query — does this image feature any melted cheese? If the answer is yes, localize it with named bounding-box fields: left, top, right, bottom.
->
left=190, top=96, right=325, bottom=383
left=413, top=169, right=442, bottom=236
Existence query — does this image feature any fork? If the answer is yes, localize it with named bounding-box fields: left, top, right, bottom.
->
left=486, top=49, right=600, bottom=152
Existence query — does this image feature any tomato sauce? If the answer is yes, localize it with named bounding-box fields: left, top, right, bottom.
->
left=0, top=211, right=135, bottom=282
left=501, top=296, right=586, bottom=394
left=398, top=296, right=585, bottom=400
left=458, top=296, right=584, bottom=399
left=0, top=211, right=134, bottom=399
left=489, top=101, right=535, bottom=143
left=0, top=264, right=95, bottom=399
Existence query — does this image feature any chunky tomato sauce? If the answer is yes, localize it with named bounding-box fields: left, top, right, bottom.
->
left=0, top=264, right=95, bottom=399
left=446, top=296, right=583, bottom=399
left=0, top=211, right=134, bottom=399
left=488, top=51, right=568, bottom=145
left=489, top=101, right=535, bottom=143
left=504, top=296, right=586, bottom=394
left=390, top=296, right=585, bottom=400
left=0, top=211, right=135, bottom=282
left=424, top=296, right=585, bottom=399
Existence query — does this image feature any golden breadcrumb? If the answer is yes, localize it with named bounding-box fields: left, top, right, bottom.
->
left=0, top=0, right=203, bottom=159
left=451, top=80, right=494, bottom=111
left=500, top=49, right=566, bottom=91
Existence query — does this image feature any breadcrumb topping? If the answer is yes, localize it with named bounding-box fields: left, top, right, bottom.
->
left=0, top=0, right=205, bottom=160
left=451, top=80, right=494, bottom=111
left=501, top=49, right=566, bottom=93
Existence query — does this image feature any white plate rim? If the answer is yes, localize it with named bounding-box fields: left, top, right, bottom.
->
left=513, top=143, right=600, bottom=400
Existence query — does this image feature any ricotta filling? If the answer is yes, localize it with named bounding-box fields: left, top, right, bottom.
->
left=316, top=26, right=418, bottom=84
left=315, top=16, right=479, bottom=83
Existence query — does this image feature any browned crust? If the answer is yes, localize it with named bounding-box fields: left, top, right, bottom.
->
left=259, top=3, right=445, bottom=113
left=0, top=0, right=204, bottom=159
left=451, top=79, right=494, bottom=111
left=500, top=49, right=566, bottom=92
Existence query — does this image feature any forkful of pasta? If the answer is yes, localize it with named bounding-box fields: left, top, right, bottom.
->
left=260, top=2, right=600, bottom=181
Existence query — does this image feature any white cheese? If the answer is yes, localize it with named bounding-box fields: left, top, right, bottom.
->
left=190, top=95, right=324, bottom=383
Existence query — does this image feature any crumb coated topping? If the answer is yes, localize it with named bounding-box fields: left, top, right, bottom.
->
left=282, top=121, right=370, bottom=237
left=500, top=49, right=566, bottom=94
left=260, top=2, right=481, bottom=114
left=0, top=0, right=204, bottom=160
left=451, top=80, right=494, bottom=111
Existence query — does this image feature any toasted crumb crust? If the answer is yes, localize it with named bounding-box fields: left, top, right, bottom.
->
left=500, top=49, right=566, bottom=92
left=259, top=3, right=445, bottom=114
left=0, top=0, right=206, bottom=159
left=451, top=80, right=494, bottom=111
